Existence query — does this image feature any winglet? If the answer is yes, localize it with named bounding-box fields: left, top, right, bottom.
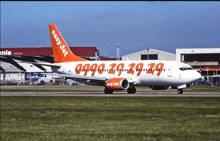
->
left=48, top=24, right=88, bottom=63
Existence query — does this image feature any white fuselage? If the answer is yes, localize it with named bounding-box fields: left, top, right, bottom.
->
left=53, top=60, right=201, bottom=87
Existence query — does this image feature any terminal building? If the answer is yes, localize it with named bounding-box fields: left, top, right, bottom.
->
left=176, top=48, right=220, bottom=86
left=176, top=48, right=220, bottom=76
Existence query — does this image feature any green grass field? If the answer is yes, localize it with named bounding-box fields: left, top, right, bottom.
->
left=1, top=96, right=220, bottom=141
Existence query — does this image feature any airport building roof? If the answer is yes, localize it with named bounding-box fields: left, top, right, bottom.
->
left=0, top=47, right=99, bottom=57
left=122, top=49, right=176, bottom=61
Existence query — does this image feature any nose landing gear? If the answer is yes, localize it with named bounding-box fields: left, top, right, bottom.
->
left=177, top=89, right=183, bottom=94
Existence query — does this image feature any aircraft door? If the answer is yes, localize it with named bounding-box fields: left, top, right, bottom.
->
left=179, top=73, right=181, bottom=79
left=167, top=68, right=172, bottom=77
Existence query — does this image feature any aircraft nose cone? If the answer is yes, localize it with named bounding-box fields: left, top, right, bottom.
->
left=194, top=71, right=201, bottom=81
left=196, top=72, right=201, bottom=79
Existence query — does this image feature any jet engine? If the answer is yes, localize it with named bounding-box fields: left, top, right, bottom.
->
left=106, top=78, right=129, bottom=90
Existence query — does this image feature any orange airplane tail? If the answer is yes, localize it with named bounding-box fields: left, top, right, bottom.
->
left=48, top=24, right=88, bottom=63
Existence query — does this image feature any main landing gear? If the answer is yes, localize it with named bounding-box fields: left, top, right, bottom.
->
left=104, top=88, right=113, bottom=94
left=104, top=86, right=136, bottom=94
left=177, top=89, right=183, bottom=94
left=127, top=86, right=136, bottom=94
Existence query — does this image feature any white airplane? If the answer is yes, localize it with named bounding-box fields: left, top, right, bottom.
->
left=45, top=24, right=201, bottom=94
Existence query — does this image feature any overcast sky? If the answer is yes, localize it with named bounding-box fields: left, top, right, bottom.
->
left=1, top=1, right=220, bottom=57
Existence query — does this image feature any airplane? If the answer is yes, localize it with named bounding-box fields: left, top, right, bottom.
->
left=43, top=24, right=201, bottom=94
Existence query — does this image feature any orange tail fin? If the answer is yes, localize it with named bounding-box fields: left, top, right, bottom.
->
left=48, top=24, right=88, bottom=63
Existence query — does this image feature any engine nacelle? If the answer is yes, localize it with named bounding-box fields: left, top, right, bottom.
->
left=106, top=78, right=129, bottom=90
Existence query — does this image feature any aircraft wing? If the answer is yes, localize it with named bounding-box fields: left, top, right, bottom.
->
left=210, top=75, right=220, bottom=78
left=44, top=73, right=135, bottom=86
left=43, top=73, right=106, bottom=86
left=49, top=74, right=106, bottom=81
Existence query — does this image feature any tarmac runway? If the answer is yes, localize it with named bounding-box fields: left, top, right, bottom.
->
left=1, top=92, right=220, bottom=97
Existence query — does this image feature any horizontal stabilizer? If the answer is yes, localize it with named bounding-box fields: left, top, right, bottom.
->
left=19, top=61, right=61, bottom=68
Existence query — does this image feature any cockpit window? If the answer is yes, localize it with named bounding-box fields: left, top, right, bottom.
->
left=179, top=67, right=193, bottom=71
